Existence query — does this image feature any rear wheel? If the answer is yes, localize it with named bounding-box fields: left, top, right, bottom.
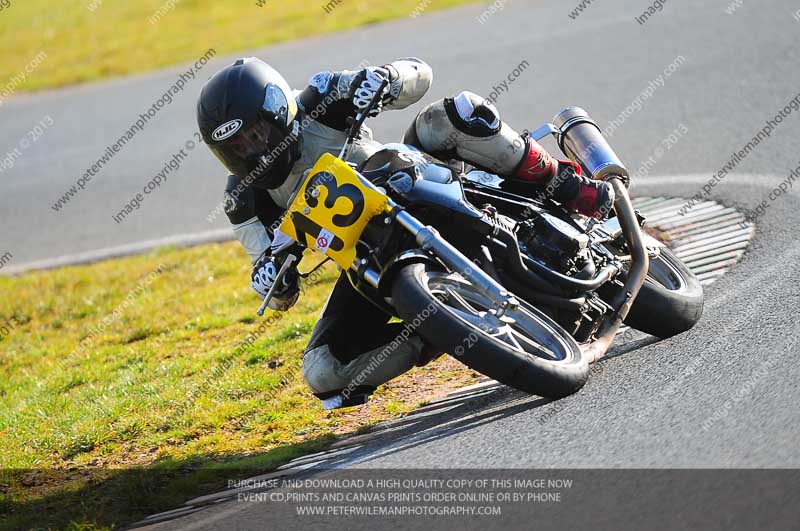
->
left=624, top=246, right=704, bottom=338
left=391, top=263, right=589, bottom=398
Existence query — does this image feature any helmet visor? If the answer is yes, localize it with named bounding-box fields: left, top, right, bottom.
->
left=210, top=116, right=290, bottom=184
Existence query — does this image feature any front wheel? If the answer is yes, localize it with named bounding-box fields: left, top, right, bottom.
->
left=391, top=263, right=589, bottom=398
left=624, top=246, right=704, bottom=338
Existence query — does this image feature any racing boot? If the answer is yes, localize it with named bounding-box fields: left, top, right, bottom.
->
left=512, top=137, right=615, bottom=219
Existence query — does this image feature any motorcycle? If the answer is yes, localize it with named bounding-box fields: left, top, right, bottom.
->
left=258, top=82, right=704, bottom=400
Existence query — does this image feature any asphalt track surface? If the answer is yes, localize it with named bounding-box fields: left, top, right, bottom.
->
left=4, top=0, right=800, bottom=528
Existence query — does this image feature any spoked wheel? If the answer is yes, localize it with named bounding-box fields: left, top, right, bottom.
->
left=392, top=262, right=588, bottom=398
left=623, top=246, right=704, bottom=338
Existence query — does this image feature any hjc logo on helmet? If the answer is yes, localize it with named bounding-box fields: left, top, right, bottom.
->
left=212, top=119, right=243, bottom=141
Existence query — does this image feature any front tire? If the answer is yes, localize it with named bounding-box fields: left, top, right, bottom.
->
left=624, top=246, right=704, bottom=338
left=391, top=263, right=589, bottom=398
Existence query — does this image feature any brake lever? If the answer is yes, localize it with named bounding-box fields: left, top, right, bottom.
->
left=257, top=254, right=298, bottom=317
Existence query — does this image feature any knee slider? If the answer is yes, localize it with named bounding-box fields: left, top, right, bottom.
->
left=410, top=91, right=502, bottom=155
left=301, top=345, right=345, bottom=395
left=445, top=91, right=502, bottom=137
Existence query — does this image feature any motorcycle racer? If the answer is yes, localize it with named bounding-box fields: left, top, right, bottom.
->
left=196, top=57, right=614, bottom=409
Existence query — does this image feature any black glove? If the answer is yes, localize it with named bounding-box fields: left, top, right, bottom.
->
left=350, top=66, right=394, bottom=117
left=251, top=251, right=300, bottom=312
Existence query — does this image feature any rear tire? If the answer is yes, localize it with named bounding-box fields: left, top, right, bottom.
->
left=624, top=246, right=704, bottom=338
left=391, top=263, right=589, bottom=398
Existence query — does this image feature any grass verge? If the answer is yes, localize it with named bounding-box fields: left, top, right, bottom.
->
left=0, top=242, right=481, bottom=529
left=1, top=0, right=479, bottom=93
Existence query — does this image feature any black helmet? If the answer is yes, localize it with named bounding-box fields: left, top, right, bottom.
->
left=197, top=58, right=301, bottom=189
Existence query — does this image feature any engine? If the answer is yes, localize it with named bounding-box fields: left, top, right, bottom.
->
left=516, top=212, right=592, bottom=275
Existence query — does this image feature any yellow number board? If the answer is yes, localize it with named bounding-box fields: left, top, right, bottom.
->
left=280, top=153, right=389, bottom=269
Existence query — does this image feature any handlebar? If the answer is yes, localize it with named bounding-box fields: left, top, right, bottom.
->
left=338, top=77, right=391, bottom=161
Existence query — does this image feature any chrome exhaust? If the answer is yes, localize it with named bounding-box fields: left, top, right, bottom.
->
left=582, top=177, right=649, bottom=363
left=552, top=107, right=630, bottom=185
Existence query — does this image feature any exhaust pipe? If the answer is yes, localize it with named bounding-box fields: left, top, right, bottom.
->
left=581, top=177, right=649, bottom=363
left=548, top=107, right=646, bottom=361
left=552, top=107, right=630, bottom=186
